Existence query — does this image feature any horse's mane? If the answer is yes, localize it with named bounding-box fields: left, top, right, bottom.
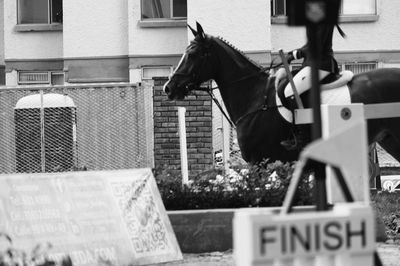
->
left=214, top=36, right=263, bottom=70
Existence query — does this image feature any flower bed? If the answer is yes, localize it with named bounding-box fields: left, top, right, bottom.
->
left=154, top=160, right=314, bottom=210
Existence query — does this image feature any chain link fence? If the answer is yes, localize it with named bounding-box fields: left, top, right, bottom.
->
left=0, top=83, right=154, bottom=174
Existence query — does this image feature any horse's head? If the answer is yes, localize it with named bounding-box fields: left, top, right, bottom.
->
left=164, top=22, right=217, bottom=100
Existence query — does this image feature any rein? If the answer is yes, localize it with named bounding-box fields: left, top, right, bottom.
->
left=198, top=69, right=285, bottom=129
left=174, top=38, right=285, bottom=128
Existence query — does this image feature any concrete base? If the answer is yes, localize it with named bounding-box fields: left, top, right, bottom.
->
left=168, top=209, right=234, bottom=253
left=168, top=207, right=387, bottom=253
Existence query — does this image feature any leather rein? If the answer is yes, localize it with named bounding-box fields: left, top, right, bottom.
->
left=173, top=44, right=284, bottom=129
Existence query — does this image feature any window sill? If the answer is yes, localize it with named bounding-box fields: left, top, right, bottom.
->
left=14, top=23, right=63, bottom=32
left=138, top=19, right=186, bottom=28
left=339, top=15, right=379, bottom=23
left=271, top=14, right=379, bottom=24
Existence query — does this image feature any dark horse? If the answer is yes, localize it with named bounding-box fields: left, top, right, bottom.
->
left=164, top=23, right=400, bottom=166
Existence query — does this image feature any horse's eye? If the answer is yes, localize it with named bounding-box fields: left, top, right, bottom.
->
left=187, top=52, right=196, bottom=59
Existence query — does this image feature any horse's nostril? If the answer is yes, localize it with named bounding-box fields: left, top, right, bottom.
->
left=163, top=84, right=170, bottom=94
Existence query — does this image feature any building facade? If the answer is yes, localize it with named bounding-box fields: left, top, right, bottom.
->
left=0, top=1, right=399, bottom=174
left=1, top=0, right=399, bottom=87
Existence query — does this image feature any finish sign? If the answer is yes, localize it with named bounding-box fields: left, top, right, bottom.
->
left=233, top=204, right=375, bottom=266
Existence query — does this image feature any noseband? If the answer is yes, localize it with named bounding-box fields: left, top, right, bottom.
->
left=172, top=42, right=212, bottom=93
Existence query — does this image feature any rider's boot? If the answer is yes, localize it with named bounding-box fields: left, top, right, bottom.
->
left=280, top=126, right=308, bottom=151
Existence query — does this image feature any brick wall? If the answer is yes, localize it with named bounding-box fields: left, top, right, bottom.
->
left=153, top=77, right=213, bottom=176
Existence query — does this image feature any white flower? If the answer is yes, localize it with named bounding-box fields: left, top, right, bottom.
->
left=240, top=168, right=249, bottom=176
left=269, top=171, right=278, bottom=181
left=216, top=174, right=224, bottom=183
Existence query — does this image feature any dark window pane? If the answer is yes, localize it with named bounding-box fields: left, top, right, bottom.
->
left=18, top=0, right=48, bottom=24
left=173, top=0, right=187, bottom=17
left=141, top=0, right=171, bottom=19
left=274, top=0, right=286, bottom=16
left=52, top=0, right=63, bottom=23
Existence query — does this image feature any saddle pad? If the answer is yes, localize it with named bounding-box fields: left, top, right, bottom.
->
left=321, top=84, right=351, bottom=106
left=277, top=85, right=351, bottom=123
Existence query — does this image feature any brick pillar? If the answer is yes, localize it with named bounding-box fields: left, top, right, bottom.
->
left=153, top=77, right=213, bottom=177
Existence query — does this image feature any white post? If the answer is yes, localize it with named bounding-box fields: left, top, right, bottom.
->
left=320, top=104, right=370, bottom=203
left=178, top=107, right=189, bottom=185
left=222, top=115, right=230, bottom=173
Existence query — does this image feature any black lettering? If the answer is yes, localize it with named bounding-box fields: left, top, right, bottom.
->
left=281, top=226, right=287, bottom=254
left=315, top=224, right=320, bottom=251
left=346, top=220, right=366, bottom=248
left=260, top=226, right=277, bottom=255
left=290, top=224, right=311, bottom=253
left=323, top=222, right=342, bottom=250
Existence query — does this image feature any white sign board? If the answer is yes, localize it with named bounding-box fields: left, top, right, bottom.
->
left=234, top=204, right=375, bottom=266
left=0, top=169, right=182, bottom=266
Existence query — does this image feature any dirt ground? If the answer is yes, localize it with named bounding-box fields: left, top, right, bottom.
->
left=159, top=243, right=400, bottom=266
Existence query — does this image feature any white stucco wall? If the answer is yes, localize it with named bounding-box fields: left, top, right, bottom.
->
left=3, top=0, right=63, bottom=60
left=187, top=0, right=271, bottom=53
left=63, top=0, right=128, bottom=58
left=129, top=0, right=187, bottom=56
left=0, top=0, right=4, bottom=64
left=334, top=0, right=400, bottom=52
left=271, top=0, right=400, bottom=54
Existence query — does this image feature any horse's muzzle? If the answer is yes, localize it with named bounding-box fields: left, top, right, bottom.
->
left=163, top=81, right=192, bottom=100
left=163, top=82, right=176, bottom=100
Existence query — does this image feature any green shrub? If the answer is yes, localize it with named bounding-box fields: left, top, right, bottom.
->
left=0, top=233, right=72, bottom=266
left=154, top=159, right=314, bottom=210
left=371, top=191, right=400, bottom=241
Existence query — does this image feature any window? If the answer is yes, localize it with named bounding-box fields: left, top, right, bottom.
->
left=141, top=0, right=187, bottom=19
left=142, top=67, right=173, bottom=80
left=17, top=0, right=62, bottom=24
left=341, top=1, right=376, bottom=15
left=18, top=71, right=65, bottom=85
left=339, top=62, right=377, bottom=74
left=271, top=0, right=376, bottom=17
left=271, top=0, right=286, bottom=17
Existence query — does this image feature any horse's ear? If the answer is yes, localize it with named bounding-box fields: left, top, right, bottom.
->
left=187, top=24, right=197, bottom=37
left=196, top=22, right=206, bottom=40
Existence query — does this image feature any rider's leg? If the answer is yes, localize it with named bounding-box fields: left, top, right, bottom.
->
left=281, top=67, right=330, bottom=151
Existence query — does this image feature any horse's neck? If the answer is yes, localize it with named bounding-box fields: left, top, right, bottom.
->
left=214, top=45, right=259, bottom=86
left=216, top=76, right=267, bottom=124
left=213, top=44, right=265, bottom=123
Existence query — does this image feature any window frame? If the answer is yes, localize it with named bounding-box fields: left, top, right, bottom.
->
left=17, top=0, right=62, bottom=25
left=271, top=0, right=378, bottom=23
left=139, top=0, right=187, bottom=28
left=140, top=0, right=187, bottom=20
left=18, top=71, right=65, bottom=85
left=141, top=66, right=173, bottom=80
left=338, top=61, right=378, bottom=74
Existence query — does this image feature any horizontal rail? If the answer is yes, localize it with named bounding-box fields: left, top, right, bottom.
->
left=364, top=102, right=400, bottom=119
left=295, top=102, right=400, bottom=125
left=0, top=82, right=144, bottom=92
left=295, top=108, right=313, bottom=124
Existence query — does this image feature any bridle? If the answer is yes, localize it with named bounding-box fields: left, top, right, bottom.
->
left=171, top=39, right=285, bottom=128
left=171, top=41, right=212, bottom=94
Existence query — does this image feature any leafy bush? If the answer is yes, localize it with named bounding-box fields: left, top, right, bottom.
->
left=154, top=159, right=314, bottom=210
left=0, top=233, right=72, bottom=266
left=371, top=191, right=400, bottom=241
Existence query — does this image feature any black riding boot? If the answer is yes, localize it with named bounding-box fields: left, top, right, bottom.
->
left=280, top=126, right=308, bottom=151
